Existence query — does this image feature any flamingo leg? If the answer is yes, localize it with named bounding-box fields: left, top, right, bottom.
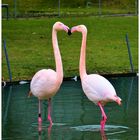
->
left=38, top=99, right=42, bottom=123
left=47, top=98, right=53, bottom=126
left=98, top=102, right=107, bottom=130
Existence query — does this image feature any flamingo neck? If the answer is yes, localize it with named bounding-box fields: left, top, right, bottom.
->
left=52, top=29, right=63, bottom=84
left=80, top=32, right=87, bottom=79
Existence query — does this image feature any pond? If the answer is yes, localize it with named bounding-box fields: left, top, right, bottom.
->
left=2, top=76, right=138, bottom=140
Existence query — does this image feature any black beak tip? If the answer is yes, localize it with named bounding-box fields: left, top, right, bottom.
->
left=68, top=29, right=72, bottom=36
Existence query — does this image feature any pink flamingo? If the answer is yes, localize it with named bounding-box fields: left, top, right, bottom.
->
left=71, top=25, right=122, bottom=130
left=29, top=22, right=70, bottom=126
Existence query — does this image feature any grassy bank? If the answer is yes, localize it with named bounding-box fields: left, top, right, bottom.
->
left=2, top=16, right=138, bottom=81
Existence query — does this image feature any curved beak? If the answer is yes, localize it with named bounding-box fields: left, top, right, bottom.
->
left=62, top=25, right=70, bottom=33
left=68, top=29, right=72, bottom=35
left=62, top=24, right=71, bottom=35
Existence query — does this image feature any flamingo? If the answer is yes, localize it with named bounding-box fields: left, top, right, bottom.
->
left=29, top=22, right=70, bottom=126
left=71, top=25, right=122, bottom=130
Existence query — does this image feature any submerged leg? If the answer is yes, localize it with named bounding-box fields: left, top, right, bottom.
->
left=38, top=121, right=42, bottom=135
left=48, top=122, right=52, bottom=139
left=100, top=129, right=107, bottom=140
left=38, top=99, right=42, bottom=123
left=38, top=99, right=42, bottom=133
left=47, top=98, right=53, bottom=126
left=98, top=102, right=107, bottom=130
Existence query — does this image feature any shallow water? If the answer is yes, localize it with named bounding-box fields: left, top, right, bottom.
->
left=2, top=76, right=138, bottom=140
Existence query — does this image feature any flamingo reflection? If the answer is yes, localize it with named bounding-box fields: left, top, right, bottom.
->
left=38, top=122, right=52, bottom=140
left=100, top=130, right=108, bottom=140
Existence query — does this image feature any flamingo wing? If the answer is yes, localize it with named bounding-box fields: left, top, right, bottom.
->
left=30, top=69, right=59, bottom=99
left=82, top=74, right=117, bottom=104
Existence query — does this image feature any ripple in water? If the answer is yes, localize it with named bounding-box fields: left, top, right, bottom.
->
left=71, top=124, right=129, bottom=133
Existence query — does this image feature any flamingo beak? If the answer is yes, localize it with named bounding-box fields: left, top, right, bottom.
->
left=62, top=25, right=70, bottom=33
left=68, top=29, right=72, bottom=35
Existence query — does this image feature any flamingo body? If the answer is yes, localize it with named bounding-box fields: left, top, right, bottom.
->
left=30, top=69, right=60, bottom=99
left=81, top=74, right=118, bottom=105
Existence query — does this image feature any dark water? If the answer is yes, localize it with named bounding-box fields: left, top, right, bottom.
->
left=2, top=76, right=138, bottom=140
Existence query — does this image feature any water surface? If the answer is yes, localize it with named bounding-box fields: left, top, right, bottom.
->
left=2, top=76, right=138, bottom=140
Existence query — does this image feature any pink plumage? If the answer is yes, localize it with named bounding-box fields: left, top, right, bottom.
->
left=31, top=69, right=58, bottom=99
left=30, top=22, right=70, bottom=126
left=71, top=25, right=121, bottom=130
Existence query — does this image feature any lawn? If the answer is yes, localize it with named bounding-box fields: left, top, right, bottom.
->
left=2, top=16, right=138, bottom=81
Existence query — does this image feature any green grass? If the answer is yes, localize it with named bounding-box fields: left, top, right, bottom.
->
left=2, top=16, right=138, bottom=81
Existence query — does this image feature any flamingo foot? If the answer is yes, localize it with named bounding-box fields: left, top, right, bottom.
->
left=38, top=117, right=42, bottom=123
left=100, top=117, right=107, bottom=130
left=48, top=123, right=52, bottom=139
left=98, top=102, right=107, bottom=131
left=38, top=118, right=42, bottom=134
left=47, top=113, right=52, bottom=139
left=48, top=114, right=53, bottom=126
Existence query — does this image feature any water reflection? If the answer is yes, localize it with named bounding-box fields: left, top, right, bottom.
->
left=38, top=124, right=108, bottom=140
left=2, top=76, right=138, bottom=140
left=3, top=86, right=12, bottom=123
left=48, top=124, right=52, bottom=139
left=126, top=77, right=134, bottom=111
left=38, top=123, right=52, bottom=140
left=100, top=130, right=107, bottom=140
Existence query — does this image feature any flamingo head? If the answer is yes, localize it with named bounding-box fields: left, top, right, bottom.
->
left=53, top=21, right=70, bottom=33
left=71, top=25, right=87, bottom=34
